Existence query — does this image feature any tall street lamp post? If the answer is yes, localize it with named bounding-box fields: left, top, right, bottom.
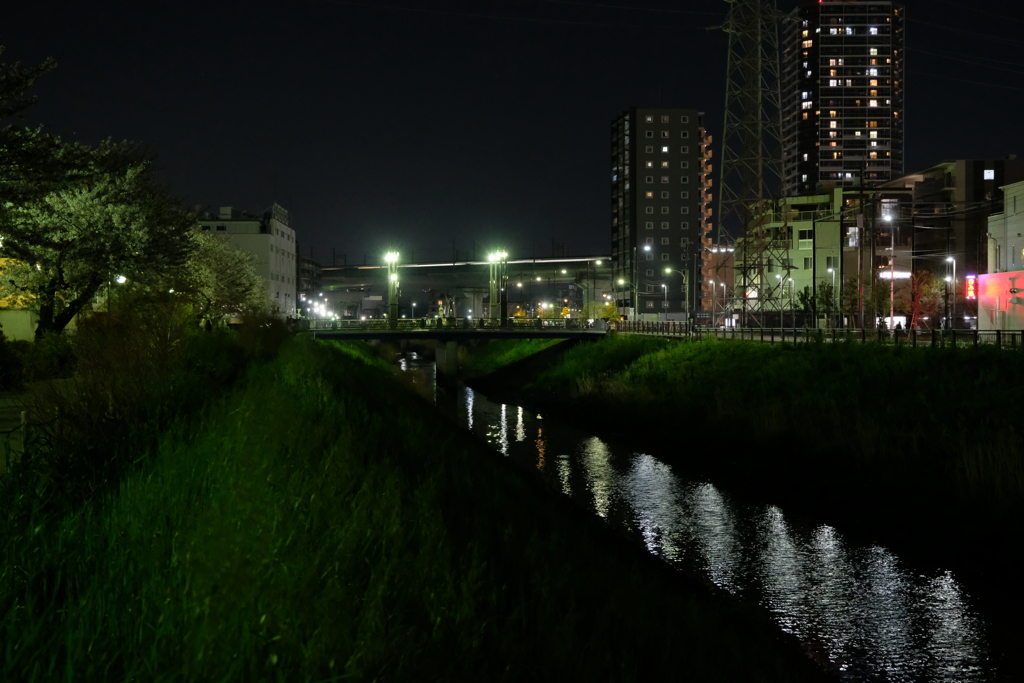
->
left=946, top=256, right=956, bottom=329
left=827, top=267, right=836, bottom=328
left=385, top=251, right=399, bottom=330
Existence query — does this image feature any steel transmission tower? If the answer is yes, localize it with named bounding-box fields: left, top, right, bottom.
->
left=716, top=0, right=789, bottom=325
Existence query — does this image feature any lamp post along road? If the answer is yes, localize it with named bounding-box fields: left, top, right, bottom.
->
left=386, top=251, right=399, bottom=330
left=946, top=256, right=956, bottom=329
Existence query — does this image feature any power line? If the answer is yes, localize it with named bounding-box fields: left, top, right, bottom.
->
left=538, top=0, right=723, bottom=18
left=317, top=0, right=703, bottom=29
left=905, top=18, right=1024, bottom=49
left=907, top=67, right=1024, bottom=92
left=931, top=0, right=1024, bottom=25
left=908, top=46, right=1024, bottom=75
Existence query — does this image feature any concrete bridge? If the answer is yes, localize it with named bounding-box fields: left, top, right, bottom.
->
left=304, top=317, right=609, bottom=381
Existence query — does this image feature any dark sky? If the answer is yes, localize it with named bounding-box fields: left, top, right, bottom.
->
left=4, top=0, right=1023, bottom=265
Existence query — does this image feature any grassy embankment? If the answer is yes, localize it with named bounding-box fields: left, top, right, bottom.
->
left=1, top=328, right=826, bottom=681
left=471, top=334, right=1024, bottom=573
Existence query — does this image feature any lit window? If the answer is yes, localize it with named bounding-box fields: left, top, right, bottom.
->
left=661, top=115, right=669, bottom=123
left=867, top=68, right=878, bottom=76
left=869, top=79, right=878, bottom=86
left=829, top=79, right=838, bottom=87
left=829, top=121, right=837, bottom=129
left=869, top=27, right=878, bottom=35
left=661, top=131, right=670, bottom=138
left=869, top=48, right=878, bottom=56
left=802, top=153, right=808, bottom=161
left=802, top=112, right=809, bottom=120
left=646, top=301, right=654, bottom=308
left=868, top=99, right=878, bottom=107
left=645, top=115, right=653, bottom=122
left=661, top=146, right=669, bottom=153
left=845, top=27, right=853, bottom=35
left=645, top=191, right=654, bottom=198
left=829, top=110, right=838, bottom=118
left=869, top=131, right=878, bottom=138
left=829, top=27, right=838, bottom=35
left=645, top=161, right=653, bottom=168
left=660, top=161, right=669, bottom=168
left=802, top=40, right=813, bottom=48
left=829, top=132, right=837, bottom=138
left=801, top=29, right=809, bottom=37
left=869, top=152, right=878, bottom=159
left=802, top=91, right=810, bottom=100
left=802, top=102, right=813, bottom=109
left=802, top=174, right=808, bottom=182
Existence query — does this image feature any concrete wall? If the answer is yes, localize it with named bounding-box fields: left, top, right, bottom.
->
left=0, top=310, right=38, bottom=341
left=977, top=270, right=1024, bottom=330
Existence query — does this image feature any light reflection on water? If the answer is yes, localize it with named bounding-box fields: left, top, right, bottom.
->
left=454, top=381, right=994, bottom=682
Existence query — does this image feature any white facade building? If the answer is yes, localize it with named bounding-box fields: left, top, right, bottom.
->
left=199, top=204, right=297, bottom=317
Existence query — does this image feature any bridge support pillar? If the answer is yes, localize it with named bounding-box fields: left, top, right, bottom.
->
left=435, top=340, right=459, bottom=385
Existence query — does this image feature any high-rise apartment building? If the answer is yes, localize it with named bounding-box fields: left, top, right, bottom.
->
left=781, top=0, right=905, bottom=196
left=610, top=108, right=712, bottom=320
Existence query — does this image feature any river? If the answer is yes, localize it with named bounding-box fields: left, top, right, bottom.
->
left=403, top=353, right=1005, bottom=681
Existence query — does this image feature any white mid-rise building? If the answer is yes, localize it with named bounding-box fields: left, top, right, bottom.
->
left=199, top=203, right=297, bottom=317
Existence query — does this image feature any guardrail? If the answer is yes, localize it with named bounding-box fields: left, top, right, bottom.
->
left=613, top=321, right=1024, bottom=349
left=305, top=317, right=595, bottom=332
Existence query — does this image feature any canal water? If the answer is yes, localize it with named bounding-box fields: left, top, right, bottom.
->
left=402, top=354, right=1002, bottom=681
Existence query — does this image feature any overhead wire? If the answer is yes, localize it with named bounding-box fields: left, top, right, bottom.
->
left=315, top=0, right=710, bottom=29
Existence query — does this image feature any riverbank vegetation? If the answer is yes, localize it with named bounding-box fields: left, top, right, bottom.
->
left=1, top=322, right=826, bottom=681
left=472, top=334, right=1024, bottom=574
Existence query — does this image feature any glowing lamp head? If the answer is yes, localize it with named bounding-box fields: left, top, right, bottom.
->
left=385, top=252, right=399, bottom=263
left=115, top=275, right=127, bottom=284
left=390, top=273, right=398, bottom=281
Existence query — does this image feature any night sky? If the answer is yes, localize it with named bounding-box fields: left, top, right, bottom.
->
left=5, top=0, right=1023, bottom=265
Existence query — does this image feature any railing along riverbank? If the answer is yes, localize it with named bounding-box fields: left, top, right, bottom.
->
left=614, top=321, right=1024, bottom=349
left=305, top=317, right=594, bottom=332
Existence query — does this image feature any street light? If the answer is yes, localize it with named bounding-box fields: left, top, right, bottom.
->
left=946, top=256, right=957, bottom=329
left=385, top=251, right=399, bottom=330
left=827, top=267, right=836, bottom=328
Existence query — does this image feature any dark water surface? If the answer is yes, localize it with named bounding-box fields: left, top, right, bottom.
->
left=403, top=355, right=1004, bottom=681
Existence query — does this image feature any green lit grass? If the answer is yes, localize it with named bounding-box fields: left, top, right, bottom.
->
left=458, top=337, right=562, bottom=378
left=1, top=337, right=822, bottom=682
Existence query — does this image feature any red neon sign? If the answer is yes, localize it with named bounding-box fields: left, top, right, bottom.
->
left=965, top=275, right=977, bottom=300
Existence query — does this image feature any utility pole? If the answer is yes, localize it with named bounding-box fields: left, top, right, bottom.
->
left=717, top=0, right=787, bottom=328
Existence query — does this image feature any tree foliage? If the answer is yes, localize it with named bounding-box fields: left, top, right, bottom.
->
left=0, top=139, right=196, bottom=337
left=896, top=270, right=943, bottom=330
left=172, top=230, right=270, bottom=325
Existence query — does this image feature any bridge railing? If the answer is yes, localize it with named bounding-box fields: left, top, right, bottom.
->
left=612, top=322, right=1024, bottom=349
left=306, top=317, right=595, bottom=332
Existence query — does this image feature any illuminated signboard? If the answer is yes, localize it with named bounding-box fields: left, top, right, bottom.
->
left=984, top=169, right=995, bottom=180
left=965, top=275, right=977, bottom=300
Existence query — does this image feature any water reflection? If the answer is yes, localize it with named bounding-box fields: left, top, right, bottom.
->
left=454, top=382, right=994, bottom=682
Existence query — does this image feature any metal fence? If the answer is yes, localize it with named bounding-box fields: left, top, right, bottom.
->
left=306, top=317, right=593, bottom=332
left=613, top=321, right=1024, bottom=349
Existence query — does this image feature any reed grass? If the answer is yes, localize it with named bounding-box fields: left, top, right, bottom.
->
left=0, top=335, right=823, bottom=682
